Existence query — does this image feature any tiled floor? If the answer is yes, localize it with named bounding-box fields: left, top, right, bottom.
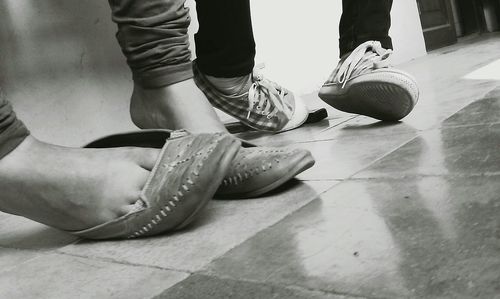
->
left=1, top=34, right=500, bottom=298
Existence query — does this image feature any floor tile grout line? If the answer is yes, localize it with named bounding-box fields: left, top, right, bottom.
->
left=297, top=179, right=344, bottom=182
left=347, top=172, right=500, bottom=181
left=441, top=121, right=500, bottom=129
left=0, top=249, right=44, bottom=275
left=343, top=134, right=421, bottom=180
left=0, top=245, right=46, bottom=252
left=196, top=181, right=340, bottom=274
left=291, top=130, right=417, bottom=146
left=318, top=115, right=360, bottom=134
left=0, top=241, right=79, bottom=252
left=3, top=235, right=87, bottom=258
left=53, top=235, right=88, bottom=254
left=193, top=271, right=387, bottom=299
left=54, top=250, right=193, bottom=274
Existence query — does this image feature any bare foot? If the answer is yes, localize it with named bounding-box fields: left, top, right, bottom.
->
left=130, top=79, right=228, bottom=134
left=0, top=136, right=160, bottom=231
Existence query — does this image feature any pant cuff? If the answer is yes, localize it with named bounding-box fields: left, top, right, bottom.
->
left=339, top=36, right=393, bottom=57
left=133, top=61, right=194, bottom=89
left=195, top=58, right=255, bottom=78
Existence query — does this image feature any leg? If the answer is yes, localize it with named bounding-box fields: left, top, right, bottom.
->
left=339, top=0, right=393, bottom=57
left=194, top=0, right=255, bottom=77
left=108, top=0, right=226, bottom=133
left=192, top=0, right=308, bottom=132
left=0, top=90, right=161, bottom=231
left=319, top=0, right=419, bottom=121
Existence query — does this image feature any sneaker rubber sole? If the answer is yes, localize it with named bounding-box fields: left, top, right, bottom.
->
left=319, top=69, right=419, bottom=121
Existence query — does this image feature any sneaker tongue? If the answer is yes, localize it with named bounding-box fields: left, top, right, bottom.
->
left=356, top=50, right=382, bottom=73
left=206, top=74, right=252, bottom=96
left=332, top=43, right=391, bottom=85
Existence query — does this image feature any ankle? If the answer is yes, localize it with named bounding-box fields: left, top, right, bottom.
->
left=130, top=85, right=156, bottom=129
left=130, top=81, right=228, bottom=134
left=0, top=135, right=37, bottom=163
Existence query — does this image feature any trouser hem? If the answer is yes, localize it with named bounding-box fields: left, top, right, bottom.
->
left=133, top=61, right=194, bottom=89
left=194, top=58, right=255, bottom=78
left=339, top=36, right=393, bottom=57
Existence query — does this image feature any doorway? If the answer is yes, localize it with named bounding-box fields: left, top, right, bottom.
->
left=453, top=0, right=500, bottom=35
left=417, top=0, right=500, bottom=51
left=416, top=0, right=458, bottom=51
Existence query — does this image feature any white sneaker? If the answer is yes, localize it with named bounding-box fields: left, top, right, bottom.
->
left=319, top=41, right=419, bottom=121
left=194, top=61, right=309, bottom=132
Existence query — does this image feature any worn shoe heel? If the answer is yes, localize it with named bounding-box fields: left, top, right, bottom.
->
left=68, top=130, right=240, bottom=240
left=319, top=41, right=419, bottom=121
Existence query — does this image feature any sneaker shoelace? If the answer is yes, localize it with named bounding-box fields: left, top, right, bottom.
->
left=330, top=41, right=393, bottom=88
left=247, top=69, right=293, bottom=120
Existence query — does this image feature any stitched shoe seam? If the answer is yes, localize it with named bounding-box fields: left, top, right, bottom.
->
left=222, top=152, right=295, bottom=187
left=222, top=162, right=274, bottom=186
left=127, top=136, right=224, bottom=238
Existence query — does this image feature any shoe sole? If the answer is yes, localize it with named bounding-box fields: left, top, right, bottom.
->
left=216, top=150, right=315, bottom=199
left=319, top=69, right=419, bottom=121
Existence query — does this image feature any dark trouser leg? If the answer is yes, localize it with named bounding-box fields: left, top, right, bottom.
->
left=339, top=0, right=393, bottom=57
left=194, top=0, right=256, bottom=77
left=0, top=92, right=30, bottom=160
left=108, top=0, right=193, bottom=88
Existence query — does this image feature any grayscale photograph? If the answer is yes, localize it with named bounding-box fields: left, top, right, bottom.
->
left=0, top=0, right=499, bottom=298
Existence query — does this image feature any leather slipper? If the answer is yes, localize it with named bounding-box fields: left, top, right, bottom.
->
left=216, top=145, right=315, bottom=199
left=82, top=130, right=315, bottom=200
left=68, top=130, right=240, bottom=239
